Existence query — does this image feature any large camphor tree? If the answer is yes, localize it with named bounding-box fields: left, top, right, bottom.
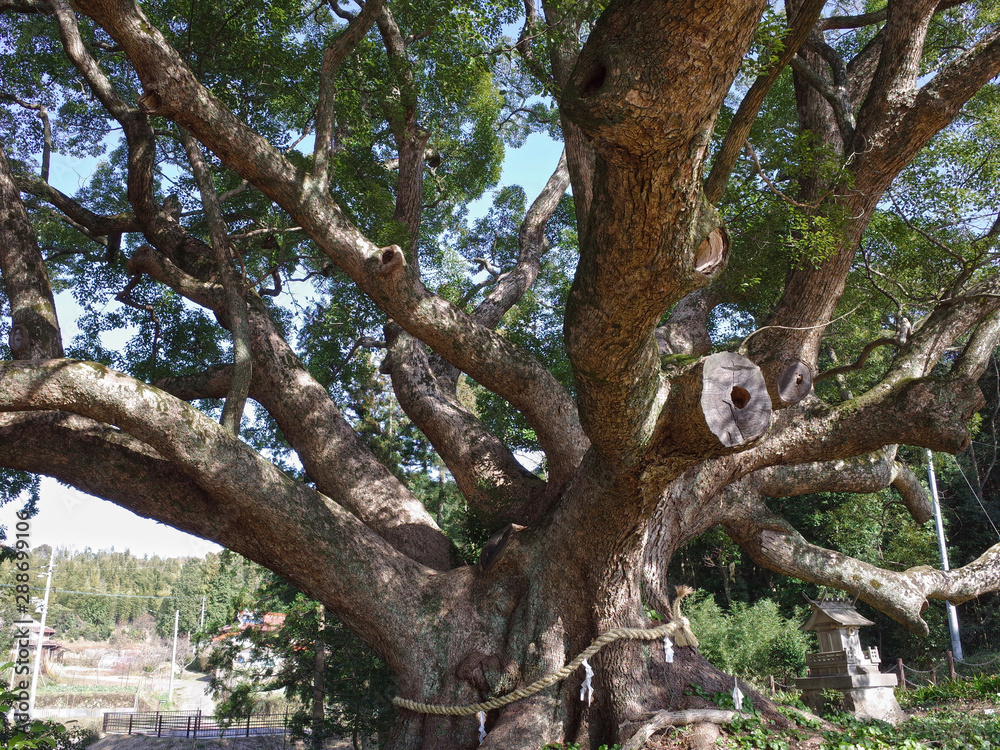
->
left=3, top=0, right=1000, bottom=746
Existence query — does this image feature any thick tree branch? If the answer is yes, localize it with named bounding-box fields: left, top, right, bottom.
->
left=845, top=26, right=884, bottom=108
left=883, top=280, right=1000, bottom=383
left=394, top=153, right=580, bottom=503
left=0, top=359, right=433, bottom=652
left=654, top=289, right=718, bottom=358
left=0, top=0, right=51, bottom=12
left=178, top=127, right=252, bottom=436
left=789, top=41, right=855, bottom=142
left=892, top=461, right=933, bottom=524
left=128, top=244, right=455, bottom=569
left=756, top=447, right=897, bottom=497
left=1, top=95, right=53, bottom=181
left=17, top=176, right=139, bottom=237
left=124, top=245, right=224, bottom=309
left=541, top=0, right=595, bottom=241
left=383, top=328, right=547, bottom=525
left=72, top=0, right=586, bottom=486
left=955, top=310, right=1000, bottom=381
left=852, top=0, right=939, bottom=152
left=754, top=448, right=933, bottom=524
left=840, top=2, right=971, bottom=122
left=0, top=408, right=435, bottom=668
left=0, top=409, right=255, bottom=555
left=875, top=25, right=1000, bottom=178
left=704, top=0, right=826, bottom=204
left=471, top=151, right=569, bottom=330
left=376, top=3, right=428, bottom=263
left=51, top=0, right=131, bottom=120
left=0, top=146, right=63, bottom=360
left=312, top=0, right=384, bottom=186
left=817, top=8, right=888, bottom=31
left=560, top=0, right=760, bottom=459
left=719, top=370, right=984, bottom=489
left=514, top=0, right=555, bottom=92
left=725, top=494, right=1000, bottom=633
left=154, top=363, right=233, bottom=399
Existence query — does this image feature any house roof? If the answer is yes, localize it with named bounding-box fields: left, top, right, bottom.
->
left=12, top=620, right=56, bottom=636
left=212, top=612, right=287, bottom=642
left=799, top=597, right=874, bottom=631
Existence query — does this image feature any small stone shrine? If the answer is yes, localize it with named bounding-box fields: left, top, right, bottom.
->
left=795, top=596, right=903, bottom=723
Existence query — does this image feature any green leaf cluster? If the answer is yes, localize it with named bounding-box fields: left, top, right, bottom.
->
left=685, top=592, right=811, bottom=687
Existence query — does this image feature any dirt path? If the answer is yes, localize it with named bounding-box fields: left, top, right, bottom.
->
left=173, top=673, right=216, bottom=713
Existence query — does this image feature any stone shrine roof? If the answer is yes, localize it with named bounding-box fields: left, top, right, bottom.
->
left=800, top=597, right=874, bottom=631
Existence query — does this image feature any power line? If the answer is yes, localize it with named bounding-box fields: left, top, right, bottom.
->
left=970, top=440, right=1000, bottom=449
left=950, top=455, right=1000, bottom=541
left=0, top=583, right=198, bottom=600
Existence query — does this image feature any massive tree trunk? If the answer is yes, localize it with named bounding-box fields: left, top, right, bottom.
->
left=3, top=1, right=1000, bottom=748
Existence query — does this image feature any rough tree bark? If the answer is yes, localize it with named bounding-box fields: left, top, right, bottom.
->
left=2, top=2, right=1000, bottom=749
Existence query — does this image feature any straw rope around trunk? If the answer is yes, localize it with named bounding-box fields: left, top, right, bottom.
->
left=393, top=618, right=697, bottom=717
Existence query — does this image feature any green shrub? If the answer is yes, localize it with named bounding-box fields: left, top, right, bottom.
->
left=898, top=673, right=1000, bottom=708
left=685, top=593, right=811, bottom=686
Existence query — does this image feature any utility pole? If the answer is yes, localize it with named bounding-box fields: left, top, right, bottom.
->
left=199, top=596, right=206, bottom=631
left=927, top=449, right=964, bottom=660
left=28, top=549, right=54, bottom=716
left=311, top=604, right=326, bottom=750
left=167, top=610, right=179, bottom=705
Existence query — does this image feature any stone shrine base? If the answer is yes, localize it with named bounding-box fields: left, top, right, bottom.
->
left=797, top=673, right=905, bottom=724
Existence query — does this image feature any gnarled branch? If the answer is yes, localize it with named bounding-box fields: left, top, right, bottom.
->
left=383, top=328, right=548, bottom=525
left=754, top=448, right=932, bottom=524
left=655, top=289, right=718, bottom=358
left=725, top=494, right=1000, bottom=634
left=472, top=151, right=570, bottom=330
left=128, top=243, right=455, bottom=569
left=71, top=0, right=586, bottom=487
left=312, top=0, right=385, bottom=186
left=0, top=359, right=433, bottom=652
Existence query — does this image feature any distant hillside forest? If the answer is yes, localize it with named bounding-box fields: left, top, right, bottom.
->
left=0, top=546, right=267, bottom=646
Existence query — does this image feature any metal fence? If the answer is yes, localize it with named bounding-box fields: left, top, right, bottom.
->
left=102, top=709, right=288, bottom=738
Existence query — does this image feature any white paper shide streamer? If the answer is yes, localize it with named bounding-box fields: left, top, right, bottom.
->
left=477, top=711, right=486, bottom=743
left=732, top=678, right=745, bottom=712
left=663, top=634, right=674, bottom=664
left=579, top=658, right=594, bottom=706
